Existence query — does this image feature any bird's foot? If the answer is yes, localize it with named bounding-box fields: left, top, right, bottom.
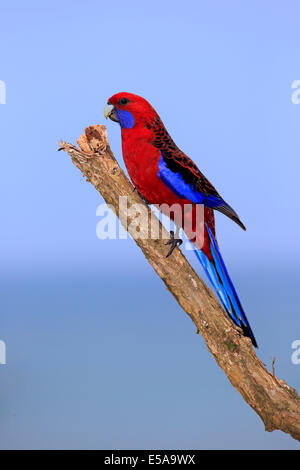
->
left=165, top=230, right=183, bottom=258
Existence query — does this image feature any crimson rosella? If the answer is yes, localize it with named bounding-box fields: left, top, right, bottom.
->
left=104, top=92, right=257, bottom=347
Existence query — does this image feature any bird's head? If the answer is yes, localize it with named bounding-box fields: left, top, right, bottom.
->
left=104, top=92, right=156, bottom=129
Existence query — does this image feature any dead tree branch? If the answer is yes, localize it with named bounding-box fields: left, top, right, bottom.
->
left=59, top=125, right=300, bottom=442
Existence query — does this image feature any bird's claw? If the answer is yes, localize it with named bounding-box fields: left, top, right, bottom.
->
left=165, top=230, right=183, bottom=258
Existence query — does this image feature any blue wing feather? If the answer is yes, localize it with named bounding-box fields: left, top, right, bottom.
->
left=158, top=153, right=229, bottom=208
left=157, top=153, right=246, bottom=230
left=158, top=153, right=205, bottom=202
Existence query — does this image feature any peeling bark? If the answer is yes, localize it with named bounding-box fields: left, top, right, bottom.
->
left=59, top=125, right=300, bottom=442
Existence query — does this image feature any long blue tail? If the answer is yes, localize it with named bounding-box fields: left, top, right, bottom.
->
left=194, top=224, right=257, bottom=347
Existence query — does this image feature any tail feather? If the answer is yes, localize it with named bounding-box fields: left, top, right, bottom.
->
left=194, top=249, right=237, bottom=323
left=194, top=225, right=257, bottom=347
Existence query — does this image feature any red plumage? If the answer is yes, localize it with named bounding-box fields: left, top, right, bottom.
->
left=105, top=92, right=257, bottom=347
left=108, top=92, right=215, bottom=259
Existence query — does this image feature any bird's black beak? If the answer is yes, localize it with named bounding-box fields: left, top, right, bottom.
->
left=104, top=103, right=119, bottom=122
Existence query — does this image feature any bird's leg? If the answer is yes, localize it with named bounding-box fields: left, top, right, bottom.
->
left=165, top=226, right=183, bottom=258
left=133, top=187, right=150, bottom=205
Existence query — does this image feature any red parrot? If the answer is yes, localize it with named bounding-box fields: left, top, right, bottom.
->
left=104, top=92, right=257, bottom=347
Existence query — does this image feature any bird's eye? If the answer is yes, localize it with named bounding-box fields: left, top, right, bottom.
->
left=118, top=97, right=129, bottom=105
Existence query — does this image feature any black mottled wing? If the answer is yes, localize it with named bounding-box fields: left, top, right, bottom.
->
left=145, top=115, right=246, bottom=231
left=145, top=115, right=220, bottom=198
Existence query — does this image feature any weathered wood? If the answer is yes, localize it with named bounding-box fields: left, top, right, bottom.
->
left=59, top=125, right=300, bottom=442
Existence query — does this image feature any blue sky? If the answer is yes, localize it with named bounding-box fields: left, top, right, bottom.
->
left=1, top=0, right=300, bottom=449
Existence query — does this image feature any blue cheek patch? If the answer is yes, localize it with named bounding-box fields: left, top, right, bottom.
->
left=115, top=109, right=135, bottom=129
